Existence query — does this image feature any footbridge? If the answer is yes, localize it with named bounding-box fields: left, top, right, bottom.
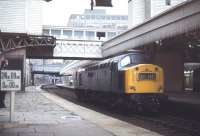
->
left=32, top=64, right=66, bottom=75
left=53, top=39, right=102, bottom=60
left=0, top=32, right=56, bottom=58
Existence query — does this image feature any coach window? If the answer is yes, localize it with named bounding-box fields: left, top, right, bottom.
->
left=120, top=56, right=131, bottom=67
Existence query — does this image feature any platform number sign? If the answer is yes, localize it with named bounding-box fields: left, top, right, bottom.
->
left=0, top=70, right=21, bottom=91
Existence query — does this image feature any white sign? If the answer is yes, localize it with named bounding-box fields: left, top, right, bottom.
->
left=1, top=70, right=21, bottom=91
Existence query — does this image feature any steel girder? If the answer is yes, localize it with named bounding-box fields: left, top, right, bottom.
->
left=0, top=32, right=56, bottom=54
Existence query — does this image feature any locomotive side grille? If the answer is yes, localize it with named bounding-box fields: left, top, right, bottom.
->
left=138, top=73, right=156, bottom=81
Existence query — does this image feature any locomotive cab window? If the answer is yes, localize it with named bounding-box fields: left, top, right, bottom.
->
left=120, top=56, right=131, bottom=67
left=131, top=54, right=146, bottom=64
left=119, top=53, right=147, bottom=69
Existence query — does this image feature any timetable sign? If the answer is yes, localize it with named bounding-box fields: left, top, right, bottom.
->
left=0, top=70, right=21, bottom=91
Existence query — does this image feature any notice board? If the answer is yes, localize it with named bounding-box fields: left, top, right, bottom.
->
left=0, top=70, right=21, bottom=91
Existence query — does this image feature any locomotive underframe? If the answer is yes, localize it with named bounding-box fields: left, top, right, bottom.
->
left=75, top=89, right=165, bottom=113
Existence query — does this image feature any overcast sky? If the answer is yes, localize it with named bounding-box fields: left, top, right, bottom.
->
left=42, top=0, right=128, bottom=26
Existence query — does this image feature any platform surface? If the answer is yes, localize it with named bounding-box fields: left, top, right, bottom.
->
left=0, top=86, right=162, bottom=136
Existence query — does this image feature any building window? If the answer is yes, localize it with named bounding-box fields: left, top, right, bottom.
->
left=111, top=16, right=118, bottom=20
left=107, top=32, right=116, bottom=39
left=166, top=0, right=171, bottom=5
left=74, top=31, right=84, bottom=40
left=85, top=15, right=90, bottom=20
left=96, top=15, right=102, bottom=20
left=81, top=16, right=85, bottom=19
left=116, top=16, right=120, bottom=20
left=121, top=16, right=128, bottom=20
left=51, top=29, right=61, bottom=37
left=86, top=31, right=95, bottom=40
left=91, top=15, right=95, bottom=20
left=99, top=15, right=105, bottom=20
left=43, top=29, right=50, bottom=35
left=63, top=30, right=72, bottom=39
left=106, top=16, right=110, bottom=20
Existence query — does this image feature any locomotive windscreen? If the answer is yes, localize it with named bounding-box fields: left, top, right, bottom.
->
left=130, top=52, right=152, bottom=64
left=130, top=54, right=146, bottom=64
left=119, top=53, right=150, bottom=68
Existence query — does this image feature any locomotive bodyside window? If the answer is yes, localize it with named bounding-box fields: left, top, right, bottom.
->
left=79, top=74, right=82, bottom=86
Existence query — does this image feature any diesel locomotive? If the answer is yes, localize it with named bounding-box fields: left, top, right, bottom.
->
left=71, top=51, right=164, bottom=113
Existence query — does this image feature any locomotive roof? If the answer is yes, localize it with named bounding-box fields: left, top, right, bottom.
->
left=85, top=51, right=144, bottom=70
left=99, top=51, right=144, bottom=64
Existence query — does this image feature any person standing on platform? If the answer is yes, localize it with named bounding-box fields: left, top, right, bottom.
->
left=0, top=59, right=8, bottom=108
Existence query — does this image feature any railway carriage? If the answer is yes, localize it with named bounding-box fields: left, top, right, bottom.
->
left=72, top=51, right=165, bottom=113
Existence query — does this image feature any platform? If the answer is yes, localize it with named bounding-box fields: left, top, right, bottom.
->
left=167, top=92, right=200, bottom=105
left=0, top=86, right=162, bottom=136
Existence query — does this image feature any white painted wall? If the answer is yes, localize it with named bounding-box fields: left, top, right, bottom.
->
left=128, top=0, right=145, bottom=28
left=26, top=0, right=43, bottom=34
left=151, top=0, right=186, bottom=17
left=0, top=0, right=43, bottom=34
left=128, top=0, right=186, bottom=28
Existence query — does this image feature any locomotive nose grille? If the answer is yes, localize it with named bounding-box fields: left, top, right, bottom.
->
left=138, top=73, right=156, bottom=81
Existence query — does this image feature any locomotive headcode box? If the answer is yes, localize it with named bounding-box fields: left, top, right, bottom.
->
left=0, top=70, right=21, bottom=91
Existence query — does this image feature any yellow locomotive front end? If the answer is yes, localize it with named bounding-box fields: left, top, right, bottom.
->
left=125, top=64, right=164, bottom=94
left=120, top=62, right=165, bottom=113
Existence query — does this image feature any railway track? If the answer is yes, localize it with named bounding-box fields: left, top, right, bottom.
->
left=45, top=86, right=200, bottom=136
left=127, top=114, right=200, bottom=136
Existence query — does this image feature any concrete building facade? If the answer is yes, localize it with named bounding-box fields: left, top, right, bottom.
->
left=43, top=9, right=128, bottom=58
left=67, top=9, right=128, bottom=30
left=43, top=9, right=128, bottom=41
left=0, top=0, right=45, bottom=34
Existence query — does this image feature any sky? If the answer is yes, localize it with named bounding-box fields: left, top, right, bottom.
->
left=42, top=0, right=128, bottom=26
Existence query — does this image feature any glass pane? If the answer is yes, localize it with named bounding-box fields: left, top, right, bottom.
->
left=51, top=29, right=61, bottom=36
left=131, top=54, right=146, bottom=63
left=107, top=32, right=116, bottom=39
left=63, top=30, right=72, bottom=39
left=120, top=56, right=131, bottom=67
left=85, top=31, right=95, bottom=40
left=74, top=31, right=84, bottom=40
left=43, top=29, right=50, bottom=35
left=121, top=16, right=128, bottom=20
left=85, top=15, right=90, bottom=20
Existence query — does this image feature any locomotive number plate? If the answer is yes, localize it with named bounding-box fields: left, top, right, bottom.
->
left=138, top=73, right=156, bottom=81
